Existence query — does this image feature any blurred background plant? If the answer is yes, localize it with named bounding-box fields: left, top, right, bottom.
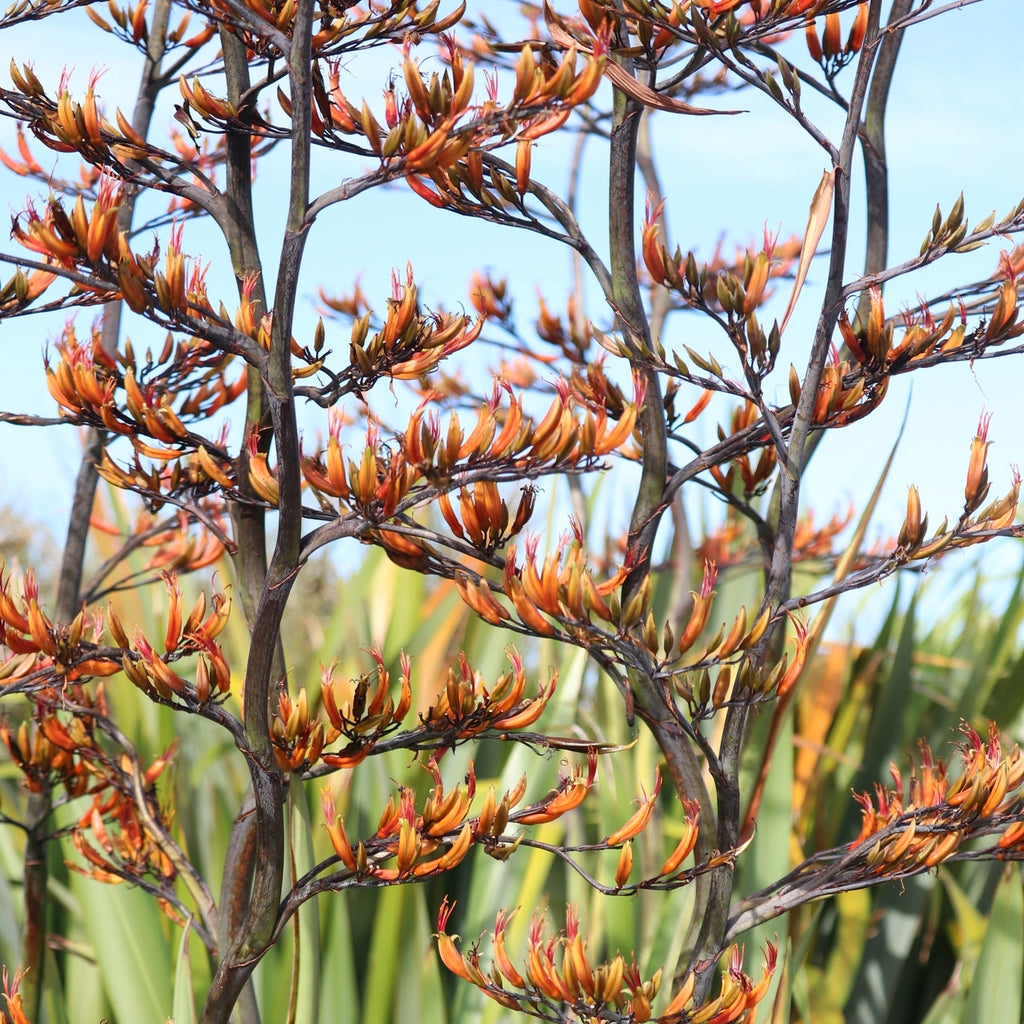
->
left=4, top=485, right=1024, bottom=1023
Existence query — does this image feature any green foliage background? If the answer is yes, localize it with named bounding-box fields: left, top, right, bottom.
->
left=3, top=486, right=1024, bottom=1023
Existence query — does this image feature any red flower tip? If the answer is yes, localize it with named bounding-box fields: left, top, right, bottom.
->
left=976, top=409, right=993, bottom=442
left=437, top=896, right=456, bottom=932
left=700, top=560, right=718, bottom=599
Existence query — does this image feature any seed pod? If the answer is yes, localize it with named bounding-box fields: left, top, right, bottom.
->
left=711, top=665, right=733, bottom=709
left=697, top=668, right=711, bottom=708
left=642, top=611, right=658, bottom=652
left=662, top=620, right=675, bottom=657
left=614, top=841, right=633, bottom=888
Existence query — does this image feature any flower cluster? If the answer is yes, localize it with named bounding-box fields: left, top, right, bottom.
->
left=0, top=564, right=230, bottom=704
left=706, top=402, right=778, bottom=499
left=319, top=751, right=634, bottom=883
left=90, top=507, right=227, bottom=576
left=1, top=682, right=179, bottom=892
left=0, top=568, right=114, bottom=683
left=805, top=3, right=869, bottom=73
left=894, top=413, right=1020, bottom=562
left=270, top=649, right=557, bottom=773
left=437, top=901, right=777, bottom=1023
left=44, top=318, right=243, bottom=449
left=643, top=208, right=801, bottom=320
left=840, top=278, right=1024, bottom=375
left=300, top=374, right=641, bottom=531
left=71, top=780, right=176, bottom=887
left=851, top=723, right=1024, bottom=872
left=110, top=575, right=232, bottom=703
left=272, top=651, right=412, bottom=772
left=1, top=685, right=111, bottom=796
left=86, top=0, right=215, bottom=52
left=787, top=348, right=887, bottom=429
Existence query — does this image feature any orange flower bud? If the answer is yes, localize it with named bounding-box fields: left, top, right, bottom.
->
left=897, top=485, right=926, bottom=552
left=822, top=12, right=842, bottom=58
left=775, top=617, right=809, bottom=697
left=846, top=3, right=869, bottom=53
left=614, top=841, right=633, bottom=887
left=515, top=138, right=531, bottom=197
left=659, top=806, right=700, bottom=876
left=964, top=411, right=992, bottom=513
left=604, top=771, right=661, bottom=846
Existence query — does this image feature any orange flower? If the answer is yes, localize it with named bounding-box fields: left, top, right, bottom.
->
left=514, top=749, right=597, bottom=824
left=964, top=411, right=992, bottom=513
left=1, top=965, right=30, bottom=1024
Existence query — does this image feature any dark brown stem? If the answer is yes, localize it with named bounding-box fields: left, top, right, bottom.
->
left=633, top=98, right=715, bottom=964
left=609, top=91, right=667, bottom=607
left=211, top=28, right=281, bottom=1024
left=763, top=0, right=881, bottom=616
left=18, top=790, right=50, bottom=1021
left=690, top=4, right=885, bottom=1002
left=219, top=24, right=274, bottom=634
left=634, top=109, right=674, bottom=372
left=201, top=0, right=313, bottom=1018
left=606, top=71, right=719, bottom=989
left=856, top=0, right=912, bottom=323
left=796, top=0, right=911, bottom=531
left=53, top=429, right=106, bottom=623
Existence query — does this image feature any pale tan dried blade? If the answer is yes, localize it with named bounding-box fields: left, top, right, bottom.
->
left=543, top=0, right=580, bottom=44
left=603, top=61, right=740, bottom=116
left=780, top=169, right=835, bottom=335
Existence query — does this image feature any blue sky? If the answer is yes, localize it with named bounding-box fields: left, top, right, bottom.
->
left=1, top=0, right=1022, bottom=596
